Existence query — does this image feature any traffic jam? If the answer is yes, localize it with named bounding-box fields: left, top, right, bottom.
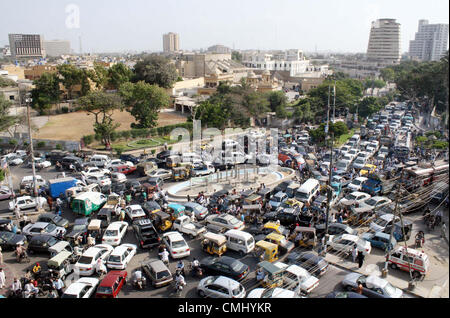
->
left=0, top=101, right=448, bottom=299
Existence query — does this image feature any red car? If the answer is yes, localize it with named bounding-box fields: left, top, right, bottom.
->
left=95, top=270, right=127, bottom=298
left=112, top=165, right=136, bottom=175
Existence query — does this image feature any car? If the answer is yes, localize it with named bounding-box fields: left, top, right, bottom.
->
left=316, top=222, right=358, bottom=237
left=36, top=213, right=69, bottom=229
left=0, top=231, right=27, bottom=250
left=355, top=196, right=392, bottom=213
left=22, top=222, right=66, bottom=239
left=8, top=156, right=24, bottom=166
left=86, top=174, right=112, bottom=187
left=34, top=157, right=52, bottom=169
left=286, top=251, right=329, bottom=277
left=74, top=244, right=114, bottom=276
left=141, top=259, right=173, bottom=288
left=61, top=277, right=100, bottom=298
left=61, top=156, right=84, bottom=170
left=124, top=205, right=147, bottom=222
left=339, top=191, right=371, bottom=207
left=106, top=243, right=137, bottom=270
left=132, top=218, right=160, bottom=249
left=94, top=270, right=127, bottom=298
left=0, top=186, right=14, bottom=201
left=197, top=276, right=246, bottom=298
left=27, top=234, right=60, bottom=254
left=205, top=214, right=245, bottom=231
left=181, top=202, right=209, bottom=220
left=9, top=196, right=47, bottom=211
left=247, top=287, right=299, bottom=298
left=161, top=231, right=190, bottom=259
left=191, top=164, right=215, bottom=177
left=268, top=192, right=288, bottom=211
left=369, top=213, right=400, bottom=233
left=110, top=172, right=127, bottom=184
left=347, top=177, right=368, bottom=192
left=341, top=273, right=403, bottom=298
left=327, top=234, right=371, bottom=255
left=200, top=256, right=249, bottom=281
left=65, top=217, right=90, bottom=242
left=352, top=157, right=367, bottom=170
left=81, top=167, right=110, bottom=178
left=325, top=291, right=367, bottom=298
left=125, top=180, right=142, bottom=192
left=148, top=169, right=172, bottom=180
left=102, top=222, right=128, bottom=246
left=107, top=159, right=134, bottom=169
left=360, top=164, right=377, bottom=176
left=146, top=177, right=163, bottom=190
left=273, top=262, right=319, bottom=294
left=361, top=231, right=397, bottom=251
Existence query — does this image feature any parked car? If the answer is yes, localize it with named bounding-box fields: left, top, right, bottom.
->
left=141, top=259, right=173, bottom=288
left=27, top=235, right=60, bottom=254
left=327, top=234, right=371, bottom=255
left=0, top=231, right=27, bottom=250
left=61, top=277, right=100, bottom=298
left=9, top=196, right=47, bottom=211
left=0, top=186, right=14, bottom=201
left=341, top=273, right=403, bottom=298
left=197, top=276, right=246, bottom=298
left=361, top=231, right=397, bottom=251
left=36, top=213, right=69, bottom=229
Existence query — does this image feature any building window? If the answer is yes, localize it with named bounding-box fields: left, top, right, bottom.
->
left=9, top=95, right=15, bottom=101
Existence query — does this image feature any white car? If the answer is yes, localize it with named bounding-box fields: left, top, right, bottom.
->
left=352, top=158, right=367, bottom=170
left=9, top=196, right=47, bottom=211
left=74, top=244, right=114, bottom=276
left=110, top=172, right=127, bottom=183
left=375, top=153, right=386, bottom=161
left=35, top=157, right=52, bottom=169
left=341, top=273, right=403, bottom=298
left=191, top=164, right=215, bottom=177
left=205, top=214, right=245, bottom=231
left=247, top=287, right=299, bottom=298
left=61, top=277, right=99, bottom=298
left=354, top=196, right=392, bottom=213
left=347, top=177, right=368, bottom=192
left=106, top=243, right=137, bottom=270
left=22, top=222, right=66, bottom=238
left=273, top=262, right=319, bottom=294
left=8, top=156, right=23, bottom=166
left=339, top=191, right=371, bottom=207
left=148, top=169, right=172, bottom=180
left=161, top=231, right=190, bottom=259
left=20, top=175, right=47, bottom=188
left=86, top=173, right=112, bottom=187
left=81, top=167, right=110, bottom=178
left=197, top=276, right=246, bottom=298
left=102, top=222, right=128, bottom=246
left=327, top=234, right=372, bottom=255
left=124, top=205, right=147, bottom=222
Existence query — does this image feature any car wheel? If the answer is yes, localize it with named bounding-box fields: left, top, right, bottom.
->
left=198, top=289, right=205, bottom=297
left=390, top=263, right=397, bottom=270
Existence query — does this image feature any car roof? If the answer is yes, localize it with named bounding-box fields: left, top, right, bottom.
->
left=212, top=276, right=239, bottom=289
left=107, top=222, right=126, bottom=230
left=144, top=259, right=169, bottom=272
left=99, top=271, right=126, bottom=286
left=111, top=245, right=132, bottom=256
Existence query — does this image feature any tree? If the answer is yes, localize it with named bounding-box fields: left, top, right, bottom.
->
left=330, top=121, right=348, bottom=138
left=77, top=92, right=124, bottom=147
left=119, top=81, right=170, bottom=129
left=231, top=51, right=242, bottom=62
left=133, top=55, right=178, bottom=88
left=57, top=64, right=83, bottom=100
left=380, top=68, right=395, bottom=82
left=0, top=77, right=17, bottom=87
left=265, top=90, right=288, bottom=113
left=88, top=63, right=109, bottom=89
left=355, top=97, right=383, bottom=118
left=0, top=94, right=19, bottom=132
left=194, top=100, right=229, bottom=129
left=31, top=72, right=61, bottom=115
left=108, top=63, right=133, bottom=89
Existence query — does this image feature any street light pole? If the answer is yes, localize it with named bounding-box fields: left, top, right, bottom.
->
left=25, top=94, right=39, bottom=203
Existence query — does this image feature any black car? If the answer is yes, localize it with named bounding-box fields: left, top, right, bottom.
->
left=125, top=180, right=142, bottom=192
left=37, top=213, right=69, bottom=229
left=47, top=150, right=71, bottom=164
left=65, top=217, right=89, bottom=242
left=120, top=154, right=140, bottom=165
left=156, top=150, right=179, bottom=161
left=142, top=201, right=161, bottom=215
left=27, top=234, right=60, bottom=254
left=61, top=156, right=84, bottom=170
left=272, top=180, right=295, bottom=195
left=0, top=231, right=27, bottom=250
left=275, top=208, right=301, bottom=227
left=200, top=256, right=249, bottom=281
left=212, top=160, right=235, bottom=172
left=132, top=218, right=160, bottom=249
left=287, top=251, right=329, bottom=277
left=96, top=208, right=113, bottom=229
left=111, top=182, right=127, bottom=194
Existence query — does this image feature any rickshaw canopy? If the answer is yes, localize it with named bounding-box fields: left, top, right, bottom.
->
left=88, top=219, right=102, bottom=231
left=256, top=240, right=278, bottom=251
left=203, top=232, right=227, bottom=246
left=48, top=250, right=72, bottom=268
left=48, top=241, right=71, bottom=255
left=292, top=226, right=316, bottom=235
left=257, top=260, right=284, bottom=276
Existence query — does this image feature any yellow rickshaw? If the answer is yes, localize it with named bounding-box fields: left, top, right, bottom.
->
left=201, top=232, right=227, bottom=256
left=289, top=226, right=317, bottom=249
left=166, top=155, right=181, bottom=168
left=253, top=240, right=279, bottom=263
left=243, top=205, right=262, bottom=223
left=255, top=261, right=284, bottom=288
left=263, top=221, right=290, bottom=238
left=264, top=232, right=295, bottom=255
left=244, top=194, right=262, bottom=205
left=150, top=210, right=172, bottom=232
left=172, top=166, right=190, bottom=181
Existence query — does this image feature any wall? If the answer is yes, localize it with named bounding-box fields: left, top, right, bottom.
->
left=0, top=133, right=81, bottom=152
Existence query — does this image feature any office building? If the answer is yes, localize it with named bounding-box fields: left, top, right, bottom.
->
left=207, top=44, right=231, bottom=54
left=8, top=34, right=46, bottom=58
left=409, top=20, right=449, bottom=61
left=367, top=19, right=401, bottom=64
left=163, top=32, right=180, bottom=53
left=44, top=40, right=72, bottom=57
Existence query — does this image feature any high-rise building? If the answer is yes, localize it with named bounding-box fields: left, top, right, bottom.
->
left=367, top=19, right=401, bottom=64
left=8, top=34, right=46, bottom=58
left=207, top=45, right=231, bottom=54
left=163, top=32, right=180, bottom=53
left=44, top=40, right=72, bottom=57
left=409, top=20, right=449, bottom=61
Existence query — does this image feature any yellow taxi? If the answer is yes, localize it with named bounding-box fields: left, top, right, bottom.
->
left=263, top=221, right=290, bottom=238
left=360, top=164, right=377, bottom=176
left=280, top=198, right=304, bottom=210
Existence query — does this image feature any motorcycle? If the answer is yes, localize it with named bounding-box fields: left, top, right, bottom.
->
left=174, top=280, right=185, bottom=297
left=190, top=265, right=203, bottom=278
left=427, top=216, right=436, bottom=231
left=415, top=233, right=425, bottom=248
left=15, top=250, right=30, bottom=263
left=132, top=274, right=147, bottom=290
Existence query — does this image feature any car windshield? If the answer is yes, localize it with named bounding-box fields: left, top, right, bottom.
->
left=44, top=224, right=56, bottom=233
left=108, top=255, right=122, bottom=263
left=73, top=225, right=86, bottom=231
left=346, top=194, right=357, bottom=201
left=247, top=237, right=255, bottom=246
left=172, top=240, right=186, bottom=249
left=232, top=284, right=244, bottom=296
left=228, top=217, right=240, bottom=225
left=105, top=230, right=118, bottom=237
left=273, top=196, right=283, bottom=202
left=355, top=159, right=364, bottom=164
left=78, top=256, right=93, bottom=264
left=0, top=232, right=14, bottom=240
left=156, top=270, right=171, bottom=279
left=365, top=199, right=377, bottom=206
left=337, top=162, right=346, bottom=169
left=96, top=286, right=113, bottom=294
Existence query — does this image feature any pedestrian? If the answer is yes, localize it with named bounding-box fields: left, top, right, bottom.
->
left=187, top=195, right=191, bottom=202
left=160, top=248, right=169, bottom=265
left=0, top=246, right=3, bottom=265
left=52, top=277, right=64, bottom=297
left=0, top=268, right=5, bottom=289
left=47, top=196, right=53, bottom=211
left=441, top=222, right=447, bottom=239
left=119, top=209, right=125, bottom=222
left=14, top=205, right=21, bottom=220
left=357, top=250, right=365, bottom=269
left=352, top=245, right=358, bottom=263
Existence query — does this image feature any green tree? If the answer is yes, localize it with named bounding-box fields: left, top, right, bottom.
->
left=355, top=97, right=383, bottom=118
left=88, top=63, right=109, bottom=89
left=108, top=63, right=133, bottom=89
left=133, top=55, right=178, bottom=88
left=119, top=81, right=170, bottom=129
left=0, top=77, right=17, bottom=87
left=77, top=91, right=124, bottom=147
left=194, top=100, right=229, bottom=129
left=57, top=64, right=83, bottom=100
left=231, top=51, right=242, bottom=62
left=31, top=72, right=61, bottom=115
left=0, top=94, right=19, bottom=132
left=380, top=68, right=395, bottom=82
left=265, top=90, right=288, bottom=113
left=330, top=121, right=348, bottom=138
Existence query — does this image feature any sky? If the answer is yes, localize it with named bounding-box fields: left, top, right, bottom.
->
left=0, top=0, right=448, bottom=54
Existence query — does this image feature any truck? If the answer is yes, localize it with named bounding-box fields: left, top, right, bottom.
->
left=49, top=177, right=79, bottom=198
left=172, top=215, right=206, bottom=238
left=361, top=174, right=394, bottom=196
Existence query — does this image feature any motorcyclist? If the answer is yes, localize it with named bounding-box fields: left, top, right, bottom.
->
left=174, top=273, right=186, bottom=293
left=191, top=258, right=201, bottom=276
left=23, top=280, right=39, bottom=298
left=132, top=269, right=146, bottom=289
left=159, top=248, right=169, bottom=265
left=415, top=231, right=425, bottom=247
left=10, top=278, right=22, bottom=296
left=15, top=244, right=27, bottom=262
left=176, top=260, right=185, bottom=276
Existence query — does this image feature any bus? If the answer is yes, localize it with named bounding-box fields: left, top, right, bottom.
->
left=393, top=132, right=411, bottom=160
left=403, top=162, right=449, bottom=189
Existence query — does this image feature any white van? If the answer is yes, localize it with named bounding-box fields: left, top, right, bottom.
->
left=295, top=178, right=320, bottom=204
left=349, top=134, right=361, bottom=145
left=388, top=247, right=429, bottom=278
left=224, top=229, right=255, bottom=255
left=89, top=154, right=111, bottom=168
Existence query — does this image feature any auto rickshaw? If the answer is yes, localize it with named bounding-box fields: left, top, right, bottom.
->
left=166, top=203, right=185, bottom=221
left=151, top=210, right=172, bottom=232
left=255, top=261, right=284, bottom=288
left=318, top=176, right=329, bottom=193
left=264, top=232, right=295, bottom=255
left=201, top=232, right=227, bottom=256
left=244, top=194, right=262, bottom=205
left=172, top=166, right=190, bottom=181
left=166, top=155, right=181, bottom=169
left=137, top=161, right=158, bottom=177
left=143, top=200, right=161, bottom=215
left=289, top=226, right=317, bottom=249
left=47, top=251, right=73, bottom=279
left=87, top=219, right=102, bottom=241
left=263, top=221, right=290, bottom=237
left=253, top=240, right=279, bottom=263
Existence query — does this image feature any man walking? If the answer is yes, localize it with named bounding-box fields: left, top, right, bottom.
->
left=52, top=277, right=64, bottom=297
left=352, top=245, right=358, bottom=263
left=0, top=268, right=6, bottom=289
left=357, top=250, right=365, bottom=269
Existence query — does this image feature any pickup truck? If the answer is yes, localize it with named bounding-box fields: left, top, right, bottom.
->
left=191, top=164, right=215, bottom=177
left=172, top=215, right=206, bottom=238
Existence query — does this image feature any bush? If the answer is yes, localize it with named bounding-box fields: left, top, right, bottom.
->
left=110, top=131, right=119, bottom=142
left=0, top=169, right=5, bottom=182
left=168, top=146, right=173, bottom=150
left=114, top=146, right=125, bottom=156
left=121, top=130, right=131, bottom=140
left=55, top=144, right=63, bottom=150
left=83, top=135, right=94, bottom=145
left=37, top=141, right=46, bottom=148
left=61, top=106, right=69, bottom=114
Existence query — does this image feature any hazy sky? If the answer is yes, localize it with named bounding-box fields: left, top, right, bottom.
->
left=1, top=0, right=448, bottom=54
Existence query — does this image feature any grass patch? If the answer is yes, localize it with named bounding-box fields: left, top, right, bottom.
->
left=334, top=129, right=355, bottom=147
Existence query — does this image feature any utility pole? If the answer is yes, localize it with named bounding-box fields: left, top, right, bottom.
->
left=325, top=132, right=334, bottom=240
left=332, top=81, right=336, bottom=123
left=25, top=94, right=38, bottom=205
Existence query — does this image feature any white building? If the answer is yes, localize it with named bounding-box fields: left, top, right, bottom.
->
left=409, top=20, right=449, bottom=61
left=207, top=44, right=231, bottom=54
left=44, top=40, right=72, bottom=57
left=367, top=19, right=401, bottom=65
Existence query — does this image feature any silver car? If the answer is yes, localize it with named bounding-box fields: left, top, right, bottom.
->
left=341, top=273, right=403, bottom=298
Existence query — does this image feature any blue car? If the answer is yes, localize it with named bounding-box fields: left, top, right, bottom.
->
left=361, top=232, right=396, bottom=251
left=268, top=192, right=288, bottom=211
